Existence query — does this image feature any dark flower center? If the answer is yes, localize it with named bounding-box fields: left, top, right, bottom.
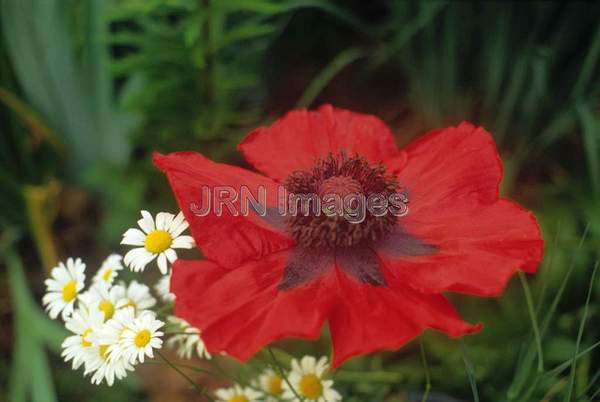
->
left=317, top=176, right=363, bottom=199
left=283, top=152, right=399, bottom=249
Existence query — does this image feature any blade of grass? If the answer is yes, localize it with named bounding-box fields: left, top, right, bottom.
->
left=539, top=108, right=577, bottom=147
left=508, top=224, right=590, bottom=399
left=518, top=271, right=544, bottom=372
left=576, top=103, right=599, bottom=199
left=571, top=24, right=600, bottom=98
left=563, top=262, right=598, bottom=402
left=542, top=378, right=568, bottom=402
left=589, top=387, right=600, bottom=402
left=575, top=369, right=600, bottom=400
left=296, top=47, right=365, bottom=108
left=544, top=340, right=600, bottom=379
left=536, top=221, right=562, bottom=314
left=494, top=53, right=529, bottom=144
left=460, top=340, right=479, bottom=402
left=481, top=6, right=509, bottom=116
left=540, top=223, right=590, bottom=335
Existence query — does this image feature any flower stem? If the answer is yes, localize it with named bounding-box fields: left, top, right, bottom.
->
left=157, top=351, right=214, bottom=401
left=268, top=347, right=303, bottom=401
left=146, top=360, right=220, bottom=377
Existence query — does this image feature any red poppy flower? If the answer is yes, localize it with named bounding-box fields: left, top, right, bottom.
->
left=154, top=104, right=543, bottom=367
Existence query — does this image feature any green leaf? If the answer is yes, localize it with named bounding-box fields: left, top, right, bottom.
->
left=5, top=247, right=66, bottom=402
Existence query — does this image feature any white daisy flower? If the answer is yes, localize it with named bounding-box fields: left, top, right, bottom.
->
left=215, top=385, right=261, bottom=402
left=93, top=254, right=123, bottom=286
left=98, top=306, right=137, bottom=348
left=118, top=312, right=164, bottom=364
left=61, top=306, right=105, bottom=370
left=83, top=343, right=133, bottom=386
left=121, top=210, right=194, bottom=274
left=116, top=280, right=156, bottom=313
left=257, top=368, right=285, bottom=401
left=155, top=273, right=176, bottom=303
left=43, top=258, right=86, bottom=320
left=166, top=316, right=210, bottom=360
left=81, top=282, right=126, bottom=321
left=283, top=356, right=341, bottom=402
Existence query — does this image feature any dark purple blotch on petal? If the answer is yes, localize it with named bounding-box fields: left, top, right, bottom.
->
left=336, top=246, right=386, bottom=286
left=376, top=228, right=438, bottom=257
left=278, top=247, right=334, bottom=290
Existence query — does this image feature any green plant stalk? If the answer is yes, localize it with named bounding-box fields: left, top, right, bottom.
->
left=518, top=271, right=544, bottom=372
left=563, top=262, right=598, bottom=402
left=0, top=87, right=64, bottom=152
left=461, top=340, right=479, bottom=402
left=158, top=350, right=214, bottom=401
left=268, top=347, right=303, bottom=401
left=508, top=225, right=590, bottom=400
left=576, top=103, right=600, bottom=199
left=296, top=47, right=365, bottom=108
left=23, top=182, right=60, bottom=274
left=544, top=340, right=600, bottom=379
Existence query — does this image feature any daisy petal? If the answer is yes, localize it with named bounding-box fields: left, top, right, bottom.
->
left=138, top=210, right=155, bottom=233
left=164, top=248, right=177, bottom=263
left=168, top=212, right=187, bottom=237
left=171, top=235, right=194, bottom=249
left=157, top=253, right=168, bottom=275
left=121, top=228, right=146, bottom=246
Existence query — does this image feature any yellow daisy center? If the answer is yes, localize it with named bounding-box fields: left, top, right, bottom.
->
left=134, top=329, right=151, bottom=347
left=228, top=396, right=249, bottom=402
left=268, top=375, right=283, bottom=395
left=101, top=268, right=113, bottom=281
left=299, top=374, right=323, bottom=399
left=99, top=299, right=115, bottom=320
left=144, top=230, right=172, bottom=253
left=62, top=280, right=77, bottom=302
left=81, top=328, right=93, bottom=347
left=99, top=344, right=109, bottom=360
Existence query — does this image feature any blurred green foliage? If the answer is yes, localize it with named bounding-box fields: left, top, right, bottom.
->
left=0, top=1, right=599, bottom=401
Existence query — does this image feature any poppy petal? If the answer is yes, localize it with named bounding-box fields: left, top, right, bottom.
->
left=171, top=253, right=336, bottom=361
left=329, top=270, right=481, bottom=367
left=379, top=121, right=543, bottom=296
left=238, top=104, right=400, bottom=181
left=379, top=199, right=543, bottom=296
left=154, top=152, right=294, bottom=269
left=390, top=122, right=503, bottom=211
